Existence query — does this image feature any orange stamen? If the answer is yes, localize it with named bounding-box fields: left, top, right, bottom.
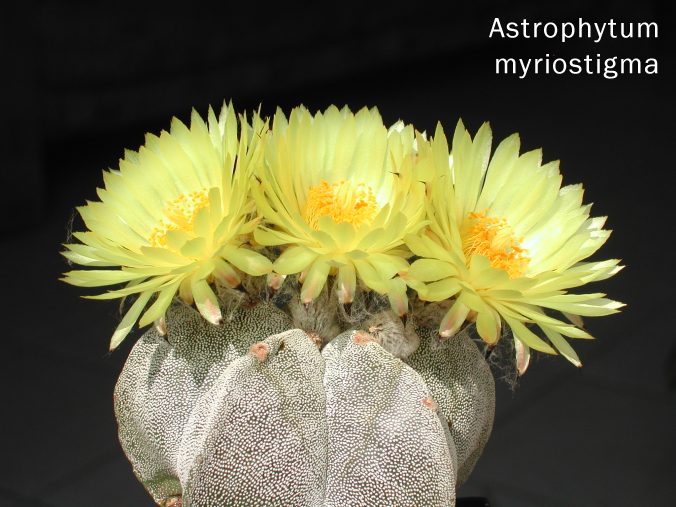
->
left=149, top=190, right=210, bottom=247
left=461, top=211, right=529, bottom=278
left=303, top=179, right=378, bottom=229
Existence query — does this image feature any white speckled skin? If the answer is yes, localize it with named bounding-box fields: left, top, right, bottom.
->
left=114, top=300, right=293, bottom=504
left=323, top=331, right=456, bottom=506
left=115, top=294, right=495, bottom=506
left=407, top=327, right=495, bottom=486
left=178, top=330, right=327, bottom=506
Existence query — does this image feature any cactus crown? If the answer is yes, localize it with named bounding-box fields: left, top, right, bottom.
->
left=62, top=103, right=622, bottom=368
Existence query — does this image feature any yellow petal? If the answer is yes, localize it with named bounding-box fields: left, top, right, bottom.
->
left=300, top=259, right=331, bottom=303
left=515, top=339, right=531, bottom=376
left=254, top=226, right=302, bottom=246
left=191, top=278, right=222, bottom=325
left=503, top=316, right=556, bottom=354
left=535, top=296, right=625, bottom=316
left=138, top=281, right=180, bottom=327
left=475, top=306, right=501, bottom=344
left=179, top=276, right=194, bottom=304
left=110, top=291, right=153, bottom=350
left=368, top=253, right=409, bottom=279
left=223, top=246, right=272, bottom=276
left=62, top=269, right=147, bottom=288
left=542, top=326, right=582, bottom=367
left=353, top=259, right=388, bottom=293
left=407, top=258, right=458, bottom=282
left=213, top=258, right=241, bottom=287
left=387, top=277, right=409, bottom=317
left=180, top=237, right=207, bottom=258
left=273, top=246, right=319, bottom=275
left=439, top=298, right=470, bottom=338
left=336, top=263, right=356, bottom=304
left=86, top=275, right=176, bottom=300
left=420, top=278, right=461, bottom=302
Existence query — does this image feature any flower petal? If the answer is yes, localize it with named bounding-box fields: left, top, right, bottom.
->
left=336, top=263, right=357, bottom=304
left=138, top=281, right=181, bottom=327
left=407, top=258, right=458, bottom=282
left=191, top=278, right=222, bottom=325
left=109, top=291, right=153, bottom=350
left=300, top=259, right=331, bottom=303
left=273, top=246, right=319, bottom=275
left=439, top=298, right=470, bottom=338
left=223, top=246, right=272, bottom=276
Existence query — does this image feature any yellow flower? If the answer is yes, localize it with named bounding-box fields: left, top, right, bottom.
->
left=405, top=120, right=624, bottom=368
left=62, top=104, right=272, bottom=350
left=252, top=105, right=426, bottom=315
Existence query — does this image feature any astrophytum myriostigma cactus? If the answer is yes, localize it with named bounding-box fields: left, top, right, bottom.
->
left=62, top=103, right=622, bottom=507
left=114, top=285, right=495, bottom=507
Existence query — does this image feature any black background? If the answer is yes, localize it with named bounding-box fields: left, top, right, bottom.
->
left=1, top=1, right=674, bottom=506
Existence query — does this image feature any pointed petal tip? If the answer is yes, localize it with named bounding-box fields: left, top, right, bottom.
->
left=515, top=339, right=531, bottom=376
left=267, top=272, right=286, bottom=291
left=155, top=317, right=167, bottom=336
left=438, top=328, right=454, bottom=341
left=109, top=329, right=130, bottom=352
left=337, top=290, right=354, bottom=305
left=197, top=296, right=222, bottom=326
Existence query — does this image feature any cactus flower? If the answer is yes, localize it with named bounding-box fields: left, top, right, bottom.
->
left=62, top=104, right=272, bottom=349
left=251, top=105, right=427, bottom=315
left=59, top=104, right=624, bottom=506
left=404, top=120, right=624, bottom=368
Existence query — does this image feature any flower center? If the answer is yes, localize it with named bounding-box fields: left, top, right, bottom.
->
left=461, top=211, right=529, bottom=278
left=149, top=190, right=210, bottom=247
left=303, top=179, right=378, bottom=229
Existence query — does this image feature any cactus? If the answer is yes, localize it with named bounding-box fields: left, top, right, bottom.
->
left=114, top=288, right=495, bottom=506
left=60, top=103, right=621, bottom=507
left=408, top=326, right=495, bottom=485
left=114, top=296, right=294, bottom=503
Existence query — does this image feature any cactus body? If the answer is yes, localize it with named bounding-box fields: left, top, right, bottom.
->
left=115, top=297, right=495, bottom=506
left=114, top=300, right=293, bottom=503
left=407, top=327, right=495, bottom=485
left=323, top=331, right=456, bottom=506
left=177, top=330, right=327, bottom=506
